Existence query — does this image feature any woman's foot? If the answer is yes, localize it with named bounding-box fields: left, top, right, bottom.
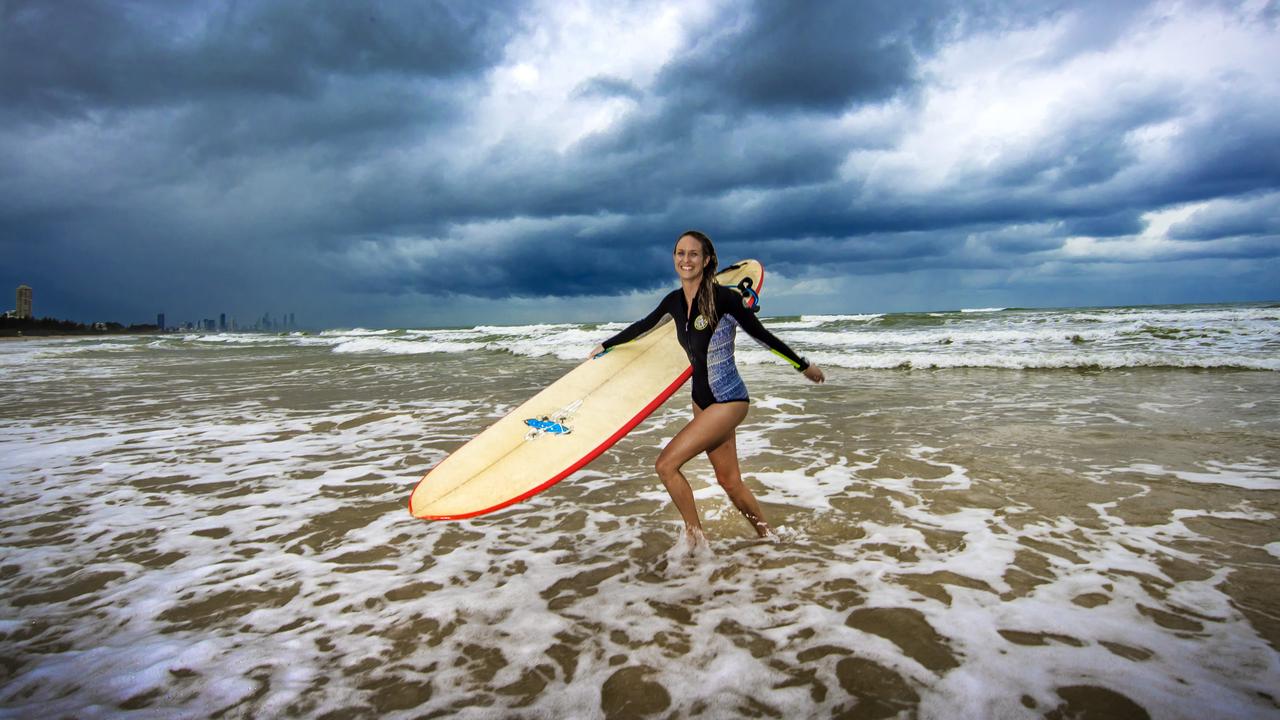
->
left=742, top=511, right=772, bottom=539
left=685, top=524, right=708, bottom=548
left=670, top=525, right=712, bottom=560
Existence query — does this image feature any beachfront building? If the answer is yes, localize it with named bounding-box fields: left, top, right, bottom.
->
left=15, top=285, right=32, bottom=319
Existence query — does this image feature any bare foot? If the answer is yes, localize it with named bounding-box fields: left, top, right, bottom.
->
left=742, top=511, right=772, bottom=539
left=667, top=525, right=712, bottom=561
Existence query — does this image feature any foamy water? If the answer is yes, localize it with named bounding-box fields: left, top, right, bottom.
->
left=1, top=302, right=1278, bottom=719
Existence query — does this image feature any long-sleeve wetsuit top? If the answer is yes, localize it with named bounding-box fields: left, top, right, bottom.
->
left=601, top=283, right=809, bottom=409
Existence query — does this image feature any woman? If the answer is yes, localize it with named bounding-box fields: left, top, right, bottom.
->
left=590, top=231, right=825, bottom=546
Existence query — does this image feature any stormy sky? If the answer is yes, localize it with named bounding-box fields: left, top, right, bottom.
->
left=2, top=0, right=1277, bottom=329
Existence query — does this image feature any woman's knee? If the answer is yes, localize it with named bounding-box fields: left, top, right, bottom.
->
left=715, top=470, right=742, bottom=490
left=655, top=452, right=681, bottom=478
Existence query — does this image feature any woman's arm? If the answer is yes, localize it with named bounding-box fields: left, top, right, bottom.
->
left=725, top=286, right=824, bottom=382
left=588, top=292, right=676, bottom=358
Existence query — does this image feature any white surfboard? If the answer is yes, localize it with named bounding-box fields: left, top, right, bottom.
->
left=408, top=260, right=765, bottom=520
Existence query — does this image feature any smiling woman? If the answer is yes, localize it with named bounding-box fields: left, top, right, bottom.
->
left=591, top=231, right=825, bottom=547
left=408, top=255, right=770, bottom=522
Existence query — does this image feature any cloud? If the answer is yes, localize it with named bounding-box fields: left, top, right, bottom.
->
left=573, top=75, right=644, bottom=101
left=0, top=2, right=517, bottom=118
left=2, top=0, right=1278, bottom=326
left=1060, top=211, right=1146, bottom=238
left=653, top=1, right=948, bottom=113
left=1168, top=191, right=1280, bottom=240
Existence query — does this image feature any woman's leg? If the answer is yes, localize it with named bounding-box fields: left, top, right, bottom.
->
left=701, top=413, right=773, bottom=537
left=655, top=401, right=749, bottom=537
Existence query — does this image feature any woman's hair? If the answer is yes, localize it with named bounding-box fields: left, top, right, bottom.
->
left=676, top=229, right=718, bottom=326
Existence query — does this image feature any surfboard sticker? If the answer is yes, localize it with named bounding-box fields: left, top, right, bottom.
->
left=523, top=400, right=582, bottom=439
left=409, top=259, right=764, bottom=520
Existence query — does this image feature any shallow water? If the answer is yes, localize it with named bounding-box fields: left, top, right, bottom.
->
left=1, top=306, right=1279, bottom=719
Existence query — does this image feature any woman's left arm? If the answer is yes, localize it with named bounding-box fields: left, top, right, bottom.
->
left=727, top=289, right=824, bottom=383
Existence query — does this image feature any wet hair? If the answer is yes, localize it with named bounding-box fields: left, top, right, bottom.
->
left=675, top=230, right=718, bottom=326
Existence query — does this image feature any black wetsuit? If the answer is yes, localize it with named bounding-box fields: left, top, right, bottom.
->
left=601, top=283, right=809, bottom=409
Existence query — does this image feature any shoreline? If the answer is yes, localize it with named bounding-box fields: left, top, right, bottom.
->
left=0, top=333, right=159, bottom=341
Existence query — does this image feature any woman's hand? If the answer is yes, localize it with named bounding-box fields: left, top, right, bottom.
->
left=588, top=344, right=605, bottom=360
left=802, top=364, right=825, bottom=384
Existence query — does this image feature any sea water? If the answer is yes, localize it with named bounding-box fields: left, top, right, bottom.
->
left=1, top=303, right=1278, bottom=718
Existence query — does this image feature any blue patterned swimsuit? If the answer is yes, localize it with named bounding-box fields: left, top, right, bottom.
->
left=602, top=284, right=809, bottom=409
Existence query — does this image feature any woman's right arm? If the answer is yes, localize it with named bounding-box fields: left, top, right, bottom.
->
left=589, top=294, right=673, bottom=358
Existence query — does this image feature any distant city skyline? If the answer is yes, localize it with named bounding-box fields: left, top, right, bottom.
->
left=7, top=283, right=299, bottom=332
left=159, top=310, right=299, bottom=333
left=3, top=2, right=1277, bottom=328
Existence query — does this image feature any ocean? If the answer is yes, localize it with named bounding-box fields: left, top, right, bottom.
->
left=1, top=302, right=1278, bottom=719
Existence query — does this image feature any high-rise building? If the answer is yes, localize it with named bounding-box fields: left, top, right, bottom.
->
left=16, top=285, right=32, bottom=319
left=219, top=313, right=226, bottom=332
left=157, top=312, right=165, bottom=330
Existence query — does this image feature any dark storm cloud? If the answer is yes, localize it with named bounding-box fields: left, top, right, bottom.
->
left=1146, top=106, right=1280, bottom=206
left=546, top=0, right=998, bottom=222
left=2, top=0, right=1278, bottom=326
left=1168, top=194, right=1280, bottom=240
left=0, top=0, right=516, bottom=119
left=655, top=1, right=944, bottom=113
left=339, top=0, right=977, bottom=289
left=573, top=75, right=643, bottom=101
left=444, top=0, right=1279, bottom=300
left=328, top=217, right=685, bottom=301
left=1060, top=212, right=1145, bottom=238
left=584, top=0, right=984, bottom=166
left=0, top=0, right=526, bottom=322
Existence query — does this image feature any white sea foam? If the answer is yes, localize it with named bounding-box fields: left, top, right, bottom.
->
left=780, top=325, right=1121, bottom=347
left=404, top=328, right=488, bottom=340
left=182, top=333, right=289, bottom=344
left=330, top=337, right=486, bottom=355
left=1117, top=461, right=1280, bottom=491
left=735, top=347, right=1280, bottom=371
left=471, top=322, right=578, bottom=334
left=318, top=327, right=397, bottom=336
left=798, top=313, right=885, bottom=323
left=1066, top=306, right=1280, bottom=324
left=759, top=319, right=825, bottom=329
left=491, top=327, right=617, bottom=361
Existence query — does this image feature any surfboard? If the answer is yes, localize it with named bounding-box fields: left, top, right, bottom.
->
left=409, top=259, right=765, bottom=520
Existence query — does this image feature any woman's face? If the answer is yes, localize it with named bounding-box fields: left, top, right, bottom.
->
left=673, top=235, right=709, bottom=282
